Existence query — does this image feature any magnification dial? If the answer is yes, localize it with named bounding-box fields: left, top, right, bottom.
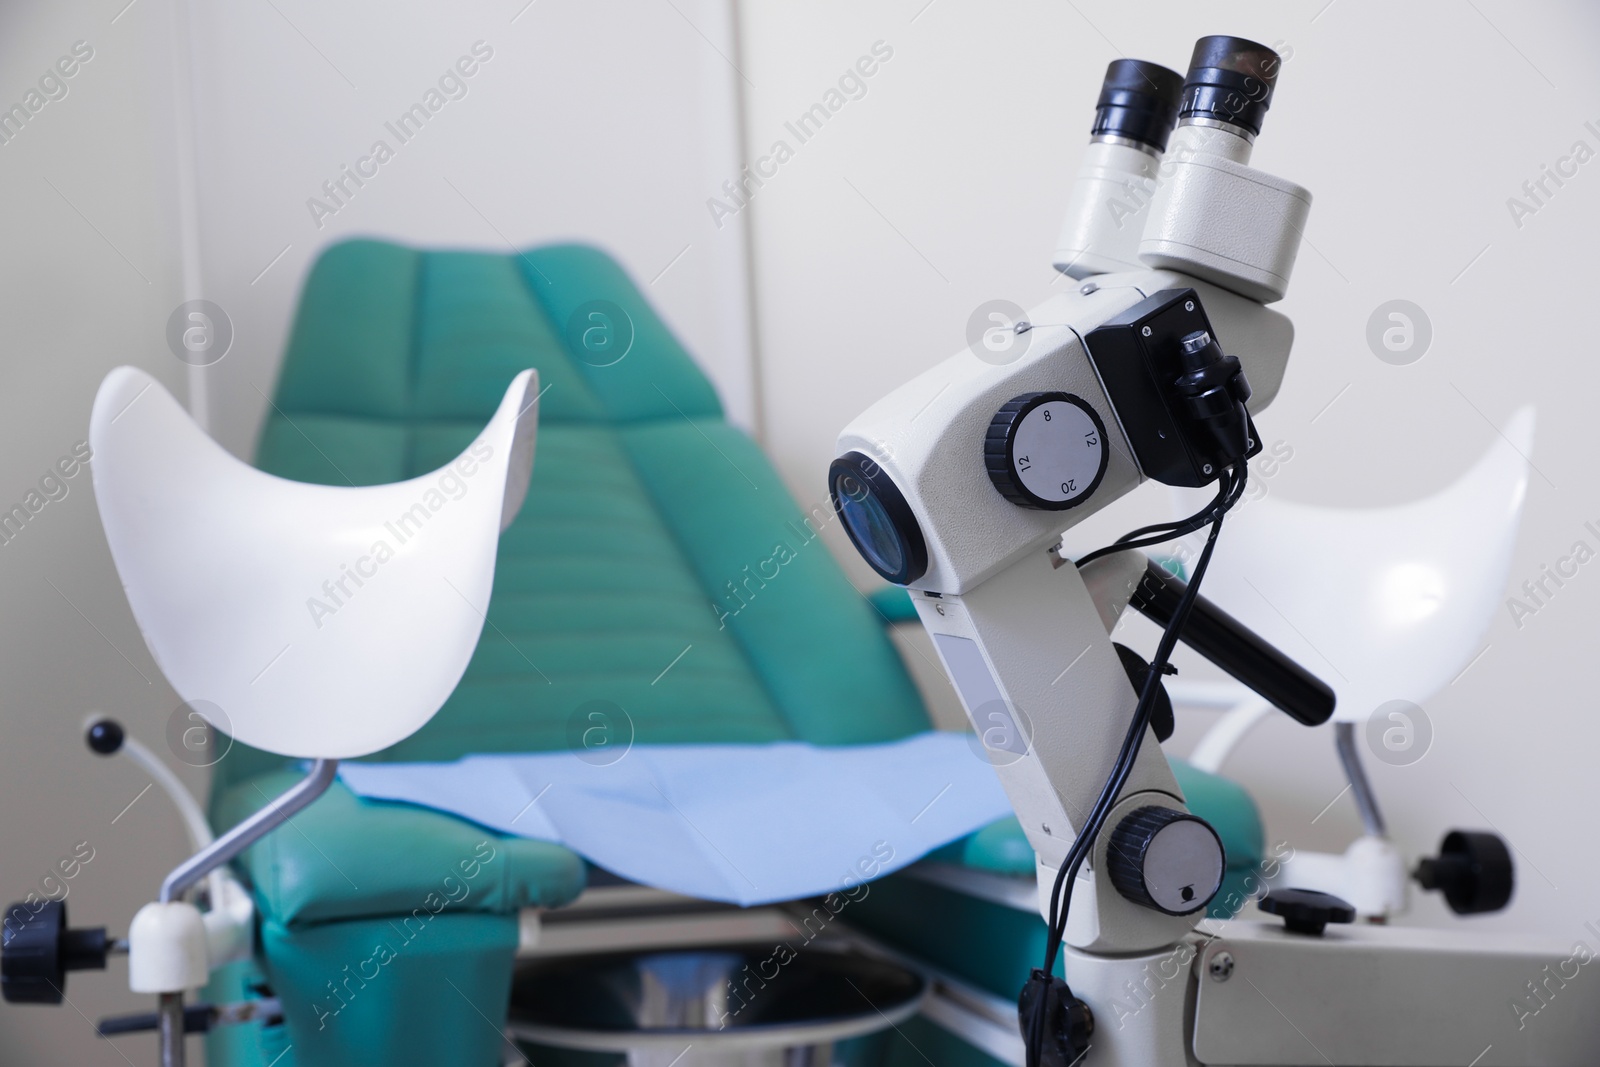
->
left=984, top=391, right=1109, bottom=510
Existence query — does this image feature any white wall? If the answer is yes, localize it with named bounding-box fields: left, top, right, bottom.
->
left=0, top=4, right=192, bottom=1065
left=738, top=0, right=1600, bottom=943
left=183, top=0, right=759, bottom=456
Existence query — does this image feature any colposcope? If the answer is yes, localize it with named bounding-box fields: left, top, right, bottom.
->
left=831, top=36, right=1599, bottom=1067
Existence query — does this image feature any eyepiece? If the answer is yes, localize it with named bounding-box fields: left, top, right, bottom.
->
left=1178, top=35, right=1281, bottom=138
left=1091, top=59, right=1184, bottom=153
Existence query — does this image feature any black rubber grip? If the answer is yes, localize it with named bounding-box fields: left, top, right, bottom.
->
left=1128, top=558, right=1334, bottom=726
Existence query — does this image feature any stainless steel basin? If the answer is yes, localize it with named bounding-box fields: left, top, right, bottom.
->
left=507, top=944, right=927, bottom=1067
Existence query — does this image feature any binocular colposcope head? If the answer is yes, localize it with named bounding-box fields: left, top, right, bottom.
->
left=832, top=35, right=1308, bottom=594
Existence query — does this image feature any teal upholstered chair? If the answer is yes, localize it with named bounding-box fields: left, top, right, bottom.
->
left=201, top=239, right=1262, bottom=1067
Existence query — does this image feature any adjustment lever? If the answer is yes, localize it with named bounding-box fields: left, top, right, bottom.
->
left=1127, top=557, right=1335, bottom=726
left=97, top=997, right=282, bottom=1037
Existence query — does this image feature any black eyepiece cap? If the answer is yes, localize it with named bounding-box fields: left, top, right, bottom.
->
left=1091, top=59, right=1184, bottom=152
left=1178, top=35, right=1282, bottom=137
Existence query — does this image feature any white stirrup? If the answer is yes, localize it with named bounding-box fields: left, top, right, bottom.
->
left=89, top=366, right=538, bottom=759
left=1195, top=406, right=1533, bottom=727
left=1163, top=406, right=1533, bottom=776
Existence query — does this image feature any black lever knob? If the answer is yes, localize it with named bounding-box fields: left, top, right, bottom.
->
left=1259, top=888, right=1355, bottom=936
left=2, top=901, right=109, bottom=1004
left=1415, top=830, right=1514, bottom=915
left=86, top=718, right=125, bottom=755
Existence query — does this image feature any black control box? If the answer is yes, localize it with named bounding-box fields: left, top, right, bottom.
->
left=1084, top=289, right=1260, bottom=487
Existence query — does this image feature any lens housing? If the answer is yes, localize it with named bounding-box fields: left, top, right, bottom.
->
left=1091, top=59, right=1184, bottom=153
left=1177, top=35, right=1281, bottom=137
left=829, top=452, right=928, bottom=586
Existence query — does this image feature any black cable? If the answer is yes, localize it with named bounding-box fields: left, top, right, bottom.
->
left=1040, top=463, right=1245, bottom=976
left=1022, top=468, right=1237, bottom=1067
left=1073, top=473, right=1240, bottom=569
left=1051, top=477, right=1232, bottom=941
left=1105, top=470, right=1245, bottom=558
left=1047, top=468, right=1238, bottom=954
left=1097, top=491, right=1228, bottom=546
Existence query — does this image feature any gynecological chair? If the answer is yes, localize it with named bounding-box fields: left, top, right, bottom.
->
left=196, top=241, right=955, bottom=1067
left=4, top=241, right=1268, bottom=1067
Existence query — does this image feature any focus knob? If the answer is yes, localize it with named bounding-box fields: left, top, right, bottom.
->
left=1106, top=806, right=1224, bottom=916
left=984, top=392, right=1109, bottom=511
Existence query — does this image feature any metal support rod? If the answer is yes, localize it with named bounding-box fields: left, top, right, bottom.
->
left=159, top=992, right=185, bottom=1067
left=159, top=759, right=338, bottom=903
left=1334, top=722, right=1386, bottom=837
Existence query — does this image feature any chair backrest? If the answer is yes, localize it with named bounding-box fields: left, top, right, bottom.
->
left=212, top=240, right=928, bottom=795
left=1184, top=407, right=1533, bottom=723
left=90, top=365, right=537, bottom=759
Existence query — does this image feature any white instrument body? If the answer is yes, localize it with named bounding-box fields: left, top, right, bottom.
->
left=835, top=94, right=1600, bottom=1065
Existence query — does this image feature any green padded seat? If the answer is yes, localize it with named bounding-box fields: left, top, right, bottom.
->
left=211, top=241, right=934, bottom=888
left=206, top=240, right=931, bottom=1067
left=209, top=771, right=584, bottom=927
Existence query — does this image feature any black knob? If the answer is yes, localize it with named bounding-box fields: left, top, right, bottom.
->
left=984, top=392, right=1109, bottom=511
left=1258, top=888, right=1356, bottom=936
left=1415, top=830, right=1514, bottom=915
left=1106, top=806, right=1224, bottom=915
left=85, top=718, right=124, bottom=756
left=2, top=901, right=109, bottom=1004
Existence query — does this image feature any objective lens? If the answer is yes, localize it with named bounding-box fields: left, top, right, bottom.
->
left=1091, top=59, right=1184, bottom=152
left=828, top=453, right=928, bottom=585
left=838, top=478, right=905, bottom=577
left=1178, top=35, right=1281, bottom=137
